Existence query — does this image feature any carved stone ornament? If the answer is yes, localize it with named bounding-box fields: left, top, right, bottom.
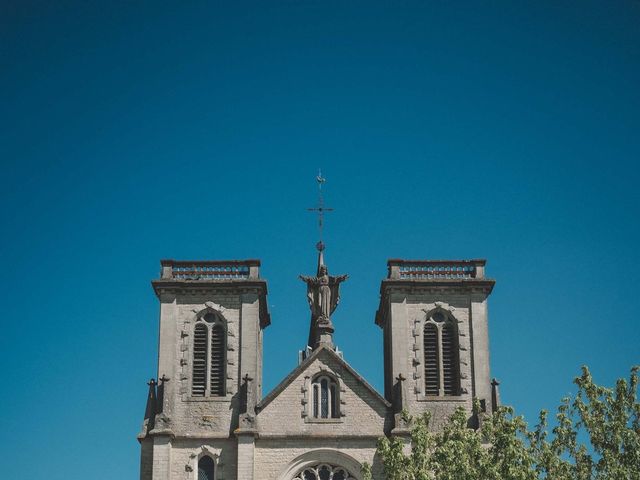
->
left=299, top=244, right=347, bottom=349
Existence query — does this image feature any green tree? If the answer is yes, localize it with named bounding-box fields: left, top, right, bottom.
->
left=364, top=367, right=639, bottom=480
left=531, top=366, right=640, bottom=480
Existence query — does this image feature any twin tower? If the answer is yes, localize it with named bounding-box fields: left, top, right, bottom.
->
left=138, top=252, right=497, bottom=480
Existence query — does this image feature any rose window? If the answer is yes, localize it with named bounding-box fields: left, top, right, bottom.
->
left=293, top=463, right=353, bottom=480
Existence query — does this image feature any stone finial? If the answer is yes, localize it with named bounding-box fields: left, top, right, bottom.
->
left=394, top=373, right=407, bottom=413
left=491, top=378, right=501, bottom=412
left=238, top=373, right=257, bottom=433
left=142, top=378, right=158, bottom=432
left=242, top=373, right=256, bottom=413
left=156, top=374, right=169, bottom=414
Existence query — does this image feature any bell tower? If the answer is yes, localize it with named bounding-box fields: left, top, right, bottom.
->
left=138, top=259, right=270, bottom=480
left=375, top=259, right=496, bottom=428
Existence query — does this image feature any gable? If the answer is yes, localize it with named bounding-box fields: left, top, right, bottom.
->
left=255, top=346, right=391, bottom=437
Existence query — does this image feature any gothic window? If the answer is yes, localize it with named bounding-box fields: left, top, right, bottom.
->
left=197, top=456, right=215, bottom=480
left=192, top=324, right=208, bottom=396
left=210, top=323, right=225, bottom=395
left=191, top=313, right=226, bottom=397
left=311, top=375, right=339, bottom=419
left=441, top=321, right=459, bottom=395
left=423, top=311, right=460, bottom=396
left=293, top=463, right=353, bottom=480
left=423, top=323, right=439, bottom=395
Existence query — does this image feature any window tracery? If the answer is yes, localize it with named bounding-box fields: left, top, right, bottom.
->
left=192, top=312, right=226, bottom=396
left=423, top=310, right=460, bottom=396
left=311, top=375, right=339, bottom=419
left=293, top=463, right=353, bottom=480
left=197, top=455, right=215, bottom=480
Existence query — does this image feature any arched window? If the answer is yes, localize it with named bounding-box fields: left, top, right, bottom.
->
left=423, top=323, right=439, bottom=395
left=191, top=313, right=226, bottom=397
left=311, top=375, right=340, bottom=419
left=293, top=463, right=353, bottom=480
left=197, top=455, right=215, bottom=480
left=192, top=324, right=208, bottom=396
left=441, top=322, right=459, bottom=395
left=423, top=311, right=460, bottom=396
left=210, top=323, right=225, bottom=396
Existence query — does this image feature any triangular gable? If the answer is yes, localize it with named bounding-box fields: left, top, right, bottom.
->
left=256, top=344, right=391, bottom=412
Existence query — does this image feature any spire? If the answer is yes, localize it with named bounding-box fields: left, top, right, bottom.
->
left=300, top=172, right=348, bottom=350
left=316, top=241, right=325, bottom=276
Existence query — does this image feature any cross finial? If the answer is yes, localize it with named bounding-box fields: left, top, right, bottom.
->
left=307, top=169, right=333, bottom=248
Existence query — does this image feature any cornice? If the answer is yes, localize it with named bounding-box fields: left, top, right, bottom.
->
left=375, top=278, right=495, bottom=327
left=151, top=279, right=268, bottom=298
left=379, top=278, right=495, bottom=295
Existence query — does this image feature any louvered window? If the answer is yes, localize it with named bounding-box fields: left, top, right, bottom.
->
left=442, top=322, right=459, bottom=395
left=197, top=456, right=215, bottom=480
left=192, top=324, right=208, bottom=396
left=423, top=311, right=460, bottom=396
left=191, top=313, right=226, bottom=397
left=423, top=323, right=440, bottom=395
left=210, top=324, right=225, bottom=396
left=311, top=375, right=339, bottom=419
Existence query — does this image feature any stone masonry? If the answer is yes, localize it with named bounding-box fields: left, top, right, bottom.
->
left=138, top=257, right=497, bottom=479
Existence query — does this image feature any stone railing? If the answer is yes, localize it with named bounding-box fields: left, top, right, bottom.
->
left=159, top=259, right=260, bottom=280
left=387, top=259, right=485, bottom=280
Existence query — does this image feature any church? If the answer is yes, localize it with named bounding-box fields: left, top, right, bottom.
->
left=138, top=245, right=498, bottom=480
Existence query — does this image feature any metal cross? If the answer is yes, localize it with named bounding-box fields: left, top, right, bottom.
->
left=307, top=169, right=333, bottom=248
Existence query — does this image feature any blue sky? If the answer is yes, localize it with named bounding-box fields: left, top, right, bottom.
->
left=1, top=1, right=639, bottom=478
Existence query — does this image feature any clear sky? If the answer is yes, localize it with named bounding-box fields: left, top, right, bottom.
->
left=1, top=1, right=639, bottom=478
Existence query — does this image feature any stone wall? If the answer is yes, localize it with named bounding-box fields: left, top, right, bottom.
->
left=257, top=350, right=390, bottom=437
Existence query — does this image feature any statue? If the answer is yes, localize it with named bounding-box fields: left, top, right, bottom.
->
left=299, top=247, right=347, bottom=349
left=300, top=264, right=347, bottom=324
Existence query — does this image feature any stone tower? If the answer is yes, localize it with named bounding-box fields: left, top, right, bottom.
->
left=138, top=259, right=270, bottom=480
left=138, top=256, right=498, bottom=479
left=375, top=259, right=496, bottom=429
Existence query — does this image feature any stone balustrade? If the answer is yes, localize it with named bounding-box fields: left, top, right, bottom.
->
left=387, top=259, right=486, bottom=280
left=159, top=259, right=260, bottom=280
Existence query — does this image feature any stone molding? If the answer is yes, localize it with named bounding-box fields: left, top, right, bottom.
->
left=411, top=302, right=472, bottom=400
left=180, top=303, right=237, bottom=401
left=186, top=446, right=220, bottom=480
left=301, top=367, right=347, bottom=423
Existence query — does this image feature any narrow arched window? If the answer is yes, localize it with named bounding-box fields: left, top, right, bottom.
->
left=423, top=323, right=439, bottom=395
left=192, top=324, right=208, bottom=396
left=424, top=311, right=460, bottom=396
left=197, top=456, right=215, bottom=480
left=210, top=323, right=226, bottom=396
left=320, top=377, right=329, bottom=418
left=192, top=312, right=226, bottom=397
left=311, top=375, right=339, bottom=419
left=442, top=322, right=460, bottom=395
left=313, top=382, right=319, bottom=418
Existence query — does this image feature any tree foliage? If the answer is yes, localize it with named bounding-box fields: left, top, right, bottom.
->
left=363, top=367, right=639, bottom=480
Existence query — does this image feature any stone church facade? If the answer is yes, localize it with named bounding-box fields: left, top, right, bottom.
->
left=138, top=250, right=497, bottom=480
